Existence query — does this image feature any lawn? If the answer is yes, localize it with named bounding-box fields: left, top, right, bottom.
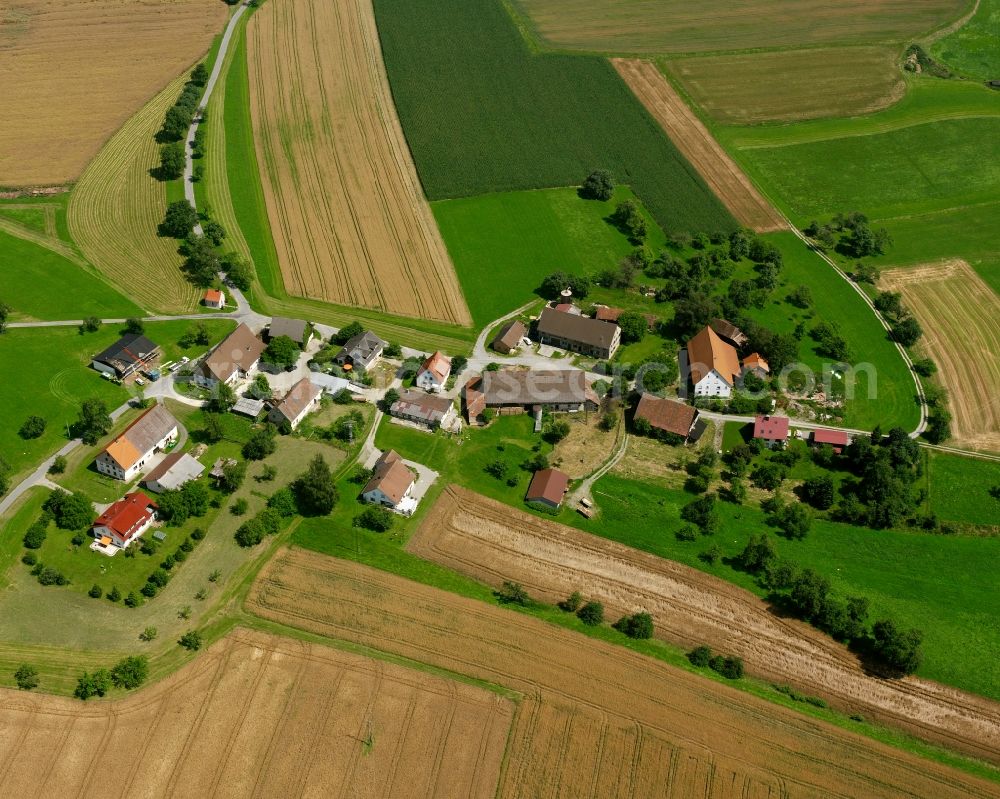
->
left=932, top=0, right=1000, bottom=80
left=373, top=0, right=735, bottom=235
left=925, top=450, right=1000, bottom=528
left=433, top=186, right=666, bottom=326
left=0, top=228, right=141, bottom=321
left=573, top=473, right=1000, bottom=701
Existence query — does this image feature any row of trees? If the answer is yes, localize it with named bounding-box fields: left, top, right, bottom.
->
left=154, top=62, right=208, bottom=180
left=804, top=212, right=892, bottom=259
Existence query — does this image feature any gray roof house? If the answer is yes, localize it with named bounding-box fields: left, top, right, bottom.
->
left=335, top=330, right=387, bottom=371
left=535, top=307, right=620, bottom=359
left=142, top=452, right=205, bottom=493
left=92, top=334, right=160, bottom=378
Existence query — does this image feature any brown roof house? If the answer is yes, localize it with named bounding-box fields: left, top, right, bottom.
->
left=416, top=351, right=452, bottom=392
left=687, top=326, right=741, bottom=399
left=390, top=389, right=456, bottom=430
left=490, top=320, right=527, bottom=354
left=742, top=353, right=770, bottom=380
left=463, top=369, right=599, bottom=422
left=811, top=428, right=850, bottom=454
left=633, top=393, right=699, bottom=442
left=195, top=323, right=266, bottom=388
left=535, top=307, right=620, bottom=359
left=525, top=468, right=569, bottom=509
left=268, top=377, right=322, bottom=430
left=95, top=404, right=179, bottom=482
left=753, top=415, right=790, bottom=448
left=361, top=450, right=417, bottom=515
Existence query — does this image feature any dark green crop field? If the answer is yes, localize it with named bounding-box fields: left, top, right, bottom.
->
left=373, top=0, right=735, bottom=235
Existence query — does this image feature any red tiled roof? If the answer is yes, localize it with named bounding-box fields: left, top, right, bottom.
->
left=634, top=393, right=697, bottom=437
left=753, top=415, right=789, bottom=441
left=812, top=428, right=849, bottom=447
left=362, top=450, right=413, bottom=505
left=594, top=306, right=623, bottom=322
left=525, top=468, right=569, bottom=506
left=419, top=351, right=451, bottom=383
left=93, top=491, right=157, bottom=540
left=743, top=352, right=769, bottom=373
left=204, top=289, right=223, bottom=302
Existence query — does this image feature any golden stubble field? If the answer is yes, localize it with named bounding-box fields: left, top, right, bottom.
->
left=247, top=0, right=471, bottom=325
left=0, top=628, right=511, bottom=797
left=881, top=259, right=1000, bottom=452
left=248, top=547, right=1000, bottom=798
left=0, top=0, right=225, bottom=187
left=612, top=59, right=785, bottom=232
left=409, top=485, right=1000, bottom=766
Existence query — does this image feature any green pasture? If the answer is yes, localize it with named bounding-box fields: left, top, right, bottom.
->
left=433, top=186, right=665, bottom=326
left=0, top=229, right=142, bottom=321
left=932, top=0, right=1000, bottom=79
left=924, top=450, right=1000, bottom=528
left=373, top=0, right=735, bottom=234
left=574, top=473, right=1000, bottom=701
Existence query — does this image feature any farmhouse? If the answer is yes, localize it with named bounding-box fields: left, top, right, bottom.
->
left=464, top=369, right=598, bottom=422
left=811, top=428, right=850, bottom=454
left=633, top=393, right=699, bottom=440
left=490, top=320, right=527, bottom=354
left=535, top=307, right=620, bottom=359
left=742, top=352, right=770, bottom=379
left=203, top=289, right=225, bottom=308
left=753, top=415, right=789, bottom=448
left=91, top=491, right=158, bottom=551
left=334, top=330, right=387, bottom=371
left=416, top=351, right=452, bottom=392
left=361, top=450, right=416, bottom=514
left=141, top=452, right=205, bottom=494
left=91, top=333, right=160, bottom=379
left=95, top=403, right=179, bottom=481
left=390, top=389, right=456, bottom=430
left=195, top=323, right=266, bottom=388
left=525, top=468, right=569, bottom=509
left=710, top=318, right=748, bottom=348
left=687, top=325, right=741, bottom=398
left=268, top=377, right=323, bottom=430
left=267, top=316, right=311, bottom=347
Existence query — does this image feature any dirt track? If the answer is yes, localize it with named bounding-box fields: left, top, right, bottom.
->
left=612, top=58, right=786, bottom=233
left=248, top=0, right=471, bottom=324
left=249, top=547, right=1000, bottom=798
left=0, top=628, right=510, bottom=797
left=880, top=260, right=1000, bottom=452
left=407, top=485, right=1000, bottom=765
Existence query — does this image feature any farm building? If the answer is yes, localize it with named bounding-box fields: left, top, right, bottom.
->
left=742, top=352, right=770, bottom=379
left=334, top=330, right=386, bottom=371
left=535, top=307, right=620, bottom=359
left=687, top=325, right=741, bottom=398
left=91, top=333, right=160, bottom=379
left=267, top=317, right=312, bottom=347
left=710, top=318, right=748, bottom=348
left=95, top=403, right=178, bottom=481
left=141, top=452, right=205, bottom=494
left=195, top=323, right=266, bottom=388
left=390, top=390, right=456, bottom=430
left=490, top=320, right=527, bottom=354
left=633, top=393, right=699, bottom=440
left=464, top=369, right=599, bottom=422
left=361, top=450, right=416, bottom=514
left=268, top=377, right=323, bottom=430
left=232, top=397, right=266, bottom=418
left=753, top=415, right=790, bottom=448
left=416, top=351, right=452, bottom=392
left=811, top=428, right=850, bottom=454
left=91, top=491, right=158, bottom=552
left=525, top=468, right=569, bottom=509
left=203, top=289, right=225, bottom=308
left=595, top=306, right=657, bottom=330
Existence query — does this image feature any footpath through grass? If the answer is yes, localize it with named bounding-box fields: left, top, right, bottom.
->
left=373, top=0, right=734, bottom=235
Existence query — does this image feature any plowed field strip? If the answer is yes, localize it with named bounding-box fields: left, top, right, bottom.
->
left=409, top=486, right=1000, bottom=764
left=248, top=548, right=1000, bottom=797
left=247, top=0, right=471, bottom=324
left=612, top=59, right=785, bottom=233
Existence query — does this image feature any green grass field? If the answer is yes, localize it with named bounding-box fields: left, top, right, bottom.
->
left=373, top=0, right=735, bottom=235
left=0, top=229, right=141, bottom=321
left=574, top=473, right=1000, bottom=701
left=932, top=0, right=1000, bottom=79
left=925, top=450, right=1000, bottom=528
left=433, top=186, right=666, bottom=326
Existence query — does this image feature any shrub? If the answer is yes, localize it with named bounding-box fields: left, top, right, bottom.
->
left=18, top=415, right=46, bottom=439
left=580, top=169, right=614, bottom=200
left=267, top=487, right=297, bottom=517
left=674, top=523, right=698, bottom=542
left=14, top=664, right=38, bottom=691
left=558, top=591, right=582, bottom=612
left=179, top=630, right=203, bottom=651
left=354, top=505, right=394, bottom=532
left=687, top=645, right=712, bottom=667
left=139, top=627, right=158, bottom=642
left=576, top=600, right=604, bottom=626
left=37, top=566, right=67, bottom=586
left=124, top=591, right=141, bottom=607
left=495, top=581, right=530, bottom=606
left=21, top=552, right=37, bottom=566
left=613, top=612, right=653, bottom=639
left=75, top=669, right=112, bottom=700
left=108, top=586, right=122, bottom=602
left=292, top=455, right=338, bottom=515
left=710, top=654, right=744, bottom=679
left=110, top=655, right=148, bottom=689
left=191, top=527, right=206, bottom=541
left=230, top=498, right=249, bottom=516
left=140, top=583, right=157, bottom=598
left=48, top=455, right=67, bottom=474
left=23, top=522, right=46, bottom=549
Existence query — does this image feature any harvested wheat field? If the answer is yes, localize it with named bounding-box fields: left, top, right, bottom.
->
left=0, top=628, right=511, bottom=797
left=881, top=260, right=1000, bottom=452
left=68, top=75, right=201, bottom=314
left=612, top=60, right=785, bottom=233
left=249, top=547, right=1000, bottom=797
left=665, top=46, right=905, bottom=124
left=0, top=0, right=224, bottom=187
left=247, top=0, right=471, bottom=324
left=408, top=485, right=1000, bottom=765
